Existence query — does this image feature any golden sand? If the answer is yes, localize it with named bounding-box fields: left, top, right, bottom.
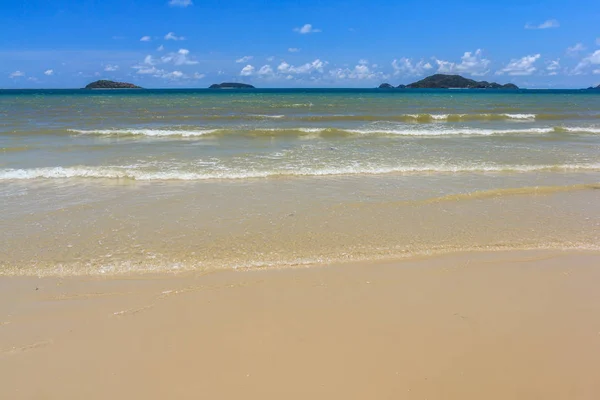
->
left=2, top=250, right=600, bottom=399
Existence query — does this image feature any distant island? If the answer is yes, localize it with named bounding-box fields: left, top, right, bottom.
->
left=587, top=84, right=600, bottom=90
left=379, top=74, right=518, bottom=89
left=209, top=82, right=255, bottom=89
left=84, top=80, right=142, bottom=89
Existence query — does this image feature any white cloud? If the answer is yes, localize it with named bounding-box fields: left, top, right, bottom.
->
left=161, top=49, right=198, bottom=65
left=143, top=55, right=157, bottom=65
left=546, top=59, right=560, bottom=75
left=104, top=65, right=119, bottom=72
left=193, top=72, right=205, bottom=79
left=278, top=59, right=326, bottom=74
left=165, top=32, right=185, bottom=41
left=496, top=54, right=541, bottom=76
left=132, top=48, right=198, bottom=79
left=392, top=58, right=433, bottom=76
left=294, top=24, right=322, bottom=34
left=597, top=38, right=600, bottom=46
left=140, top=36, right=152, bottom=42
left=330, top=61, right=385, bottom=81
left=257, top=65, right=274, bottom=76
left=525, top=19, right=560, bottom=29
left=44, top=69, right=54, bottom=76
left=134, top=65, right=188, bottom=80
left=9, top=70, right=24, bottom=78
left=573, top=50, right=600, bottom=75
left=236, top=56, right=253, bottom=63
left=134, top=66, right=162, bottom=75
left=288, top=48, right=300, bottom=53
left=240, top=65, right=255, bottom=76
left=567, top=43, right=586, bottom=56
left=163, top=70, right=184, bottom=79
left=157, top=45, right=165, bottom=51
left=168, top=0, right=192, bottom=7
left=434, top=49, right=491, bottom=76
left=266, top=56, right=275, bottom=62
left=594, top=69, right=600, bottom=75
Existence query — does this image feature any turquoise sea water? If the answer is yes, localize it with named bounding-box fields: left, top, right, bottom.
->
left=1, top=89, right=600, bottom=275
left=2, top=89, right=600, bottom=180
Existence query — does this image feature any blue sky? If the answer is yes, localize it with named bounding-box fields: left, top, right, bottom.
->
left=1, top=0, right=599, bottom=88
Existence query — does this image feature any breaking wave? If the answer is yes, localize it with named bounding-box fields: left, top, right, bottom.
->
left=2, top=163, right=600, bottom=181
left=66, top=125, right=600, bottom=138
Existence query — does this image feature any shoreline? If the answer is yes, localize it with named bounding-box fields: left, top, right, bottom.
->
left=2, top=249, right=600, bottom=399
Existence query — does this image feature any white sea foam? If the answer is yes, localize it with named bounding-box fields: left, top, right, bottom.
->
left=69, top=128, right=219, bottom=137
left=402, top=113, right=535, bottom=121
left=250, top=114, right=285, bottom=119
left=503, top=113, right=536, bottom=120
left=67, top=125, right=600, bottom=138
left=344, top=127, right=555, bottom=136
left=2, top=163, right=600, bottom=181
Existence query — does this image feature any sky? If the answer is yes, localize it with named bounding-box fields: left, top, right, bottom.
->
left=1, top=0, right=599, bottom=88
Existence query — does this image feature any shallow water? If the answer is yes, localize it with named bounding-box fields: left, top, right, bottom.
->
left=1, top=89, right=599, bottom=275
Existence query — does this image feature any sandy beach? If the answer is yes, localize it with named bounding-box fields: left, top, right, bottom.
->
left=2, top=250, right=600, bottom=399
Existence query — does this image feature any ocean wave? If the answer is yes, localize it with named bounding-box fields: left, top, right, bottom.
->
left=182, top=113, right=598, bottom=122
left=69, top=128, right=220, bottom=137
left=284, top=113, right=596, bottom=122
left=65, top=125, right=600, bottom=138
left=248, top=114, right=285, bottom=119
left=2, top=163, right=600, bottom=181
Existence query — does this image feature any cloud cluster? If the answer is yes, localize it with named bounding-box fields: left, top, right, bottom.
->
left=239, top=59, right=327, bottom=79
left=573, top=50, right=600, bottom=75
left=160, top=49, right=198, bottom=65
left=165, top=32, right=185, bottom=41
left=294, top=24, right=321, bottom=34
left=329, top=60, right=386, bottom=81
left=140, top=36, right=152, bottom=42
left=236, top=56, right=253, bottom=63
left=525, top=19, right=559, bottom=29
left=435, top=49, right=491, bottom=76
left=496, top=54, right=541, bottom=76
left=391, top=58, right=432, bottom=76
left=278, top=59, right=326, bottom=74
left=44, top=69, right=54, bottom=76
left=104, top=65, right=119, bottom=72
left=546, top=60, right=560, bottom=76
left=566, top=43, right=586, bottom=56
left=240, top=65, right=255, bottom=76
left=9, top=71, right=25, bottom=78
left=132, top=48, right=201, bottom=79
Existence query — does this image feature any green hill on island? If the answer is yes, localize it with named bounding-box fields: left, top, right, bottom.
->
left=379, top=74, right=518, bottom=89
left=84, top=80, right=142, bottom=89
left=209, top=82, right=255, bottom=89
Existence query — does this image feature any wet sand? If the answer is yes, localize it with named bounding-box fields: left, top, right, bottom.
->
left=2, top=250, right=600, bottom=399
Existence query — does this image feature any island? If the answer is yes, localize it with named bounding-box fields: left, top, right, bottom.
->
left=84, top=80, right=142, bottom=89
left=587, top=84, right=600, bottom=90
left=209, top=82, right=255, bottom=89
left=379, top=83, right=406, bottom=89
left=379, top=74, right=518, bottom=89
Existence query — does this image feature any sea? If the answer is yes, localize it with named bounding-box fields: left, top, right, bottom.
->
left=1, top=88, right=600, bottom=275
